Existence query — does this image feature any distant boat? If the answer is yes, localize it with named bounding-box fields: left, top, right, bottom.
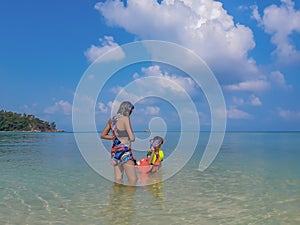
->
left=143, top=129, right=151, bottom=132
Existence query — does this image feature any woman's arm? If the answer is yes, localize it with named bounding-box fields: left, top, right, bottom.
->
left=100, top=119, right=114, bottom=140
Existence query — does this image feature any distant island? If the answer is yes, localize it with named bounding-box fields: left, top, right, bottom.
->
left=0, top=110, right=63, bottom=132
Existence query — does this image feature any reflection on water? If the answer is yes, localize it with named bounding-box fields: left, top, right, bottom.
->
left=101, top=183, right=137, bottom=224
left=100, top=172, right=166, bottom=224
left=143, top=173, right=165, bottom=212
left=139, top=172, right=164, bottom=197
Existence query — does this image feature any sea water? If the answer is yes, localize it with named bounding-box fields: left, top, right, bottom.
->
left=0, top=132, right=299, bottom=224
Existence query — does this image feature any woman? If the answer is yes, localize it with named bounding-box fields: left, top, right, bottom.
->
left=101, top=101, right=137, bottom=185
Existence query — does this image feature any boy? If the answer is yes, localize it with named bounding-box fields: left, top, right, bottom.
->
left=147, top=136, right=165, bottom=173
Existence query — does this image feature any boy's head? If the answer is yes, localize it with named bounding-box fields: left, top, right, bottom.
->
left=150, top=136, right=164, bottom=150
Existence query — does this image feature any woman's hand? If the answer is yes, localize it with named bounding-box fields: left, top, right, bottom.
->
left=100, top=119, right=114, bottom=140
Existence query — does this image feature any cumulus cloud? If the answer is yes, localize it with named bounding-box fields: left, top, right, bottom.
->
left=253, top=0, right=300, bottom=63
left=96, top=100, right=123, bottom=116
left=110, top=85, right=142, bottom=104
left=224, top=80, right=269, bottom=92
left=232, top=96, right=245, bottom=105
left=144, top=106, right=160, bottom=115
left=278, top=108, right=300, bottom=120
left=97, top=100, right=159, bottom=120
left=231, top=94, right=262, bottom=107
left=84, top=36, right=125, bottom=63
left=107, top=64, right=198, bottom=106
left=140, top=65, right=197, bottom=94
left=98, top=102, right=109, bottom=113
left=251, top=5, right=262, bottom=25
left=249, top=94, right=262, bottom=106
left=227, top=107, right=252, bottom=119
left=270, top=70, right=292, bottom=89
left=95, top=0, right=261, bottom=82
left=44, top=100, right=72, bottom=115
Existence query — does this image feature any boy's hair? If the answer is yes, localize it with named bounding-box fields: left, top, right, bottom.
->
left=150, top=136, right=164, bottom=149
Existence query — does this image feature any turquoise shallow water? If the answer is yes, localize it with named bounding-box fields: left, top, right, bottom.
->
left=0, top=132, right=299, bottom=224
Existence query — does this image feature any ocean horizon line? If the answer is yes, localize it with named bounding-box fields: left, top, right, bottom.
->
left=2, top=130, right=300, bottom=134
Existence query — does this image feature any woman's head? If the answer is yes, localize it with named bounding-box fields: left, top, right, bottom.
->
left=117, top=101, right=134, bottom=117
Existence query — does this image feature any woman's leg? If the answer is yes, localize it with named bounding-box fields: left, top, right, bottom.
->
left=123, top=160, right=137, bottom=185
left=114, top=165, right=124, bottom=184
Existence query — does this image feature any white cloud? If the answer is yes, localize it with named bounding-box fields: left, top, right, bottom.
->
left=96, top=100, right=123, bottom=116
left=224, top=80, right=269, bottom=92
left=251, top=5, right=262, bottom=25
left=249, top=94, right=262, bottom=106
left=140, top=65, right=196, bottom=94
left=84, top=36, right=125, bottom=63
left=270, top=70, right=292, bottom=89
left=44, top=100, right=72, bottom=115
left=278, top=108, right=300, bottom=120
left=144, top=106, right=160, bottom=115
left=107, top=65, right=198, bottom=105
left=95, top=0, right=262, bottom=82
left=254, top=0, right=300, bottom=63
left=98, top=102, right=109, bottom=113
left=110, top=85, right=142, bottom=104
left=107, top=100, right=122, bottom=115
left=227, top=107, right=252, bottom=119
left=231, top=95, right=262, bottom=107
left=133, top=72, right=140, bottom=79
left=232, top=96, right=245, bottom=105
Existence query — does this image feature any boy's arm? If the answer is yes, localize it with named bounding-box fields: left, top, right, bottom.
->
left=160, top=150, right=164, bottom=161
left=147, top=150, right=154, bottom=164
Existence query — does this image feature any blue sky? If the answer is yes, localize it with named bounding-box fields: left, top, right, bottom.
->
left=1, top=0, right=300, bottom=132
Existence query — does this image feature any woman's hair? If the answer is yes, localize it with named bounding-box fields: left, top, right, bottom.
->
left=117, top=101, right=134, bottom=117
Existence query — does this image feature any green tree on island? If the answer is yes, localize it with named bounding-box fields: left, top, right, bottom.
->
left=0, top=110, right=62, bottom=132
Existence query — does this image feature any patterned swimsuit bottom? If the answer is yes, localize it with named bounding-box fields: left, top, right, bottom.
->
left=111, top=137, right=133, bottom=166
